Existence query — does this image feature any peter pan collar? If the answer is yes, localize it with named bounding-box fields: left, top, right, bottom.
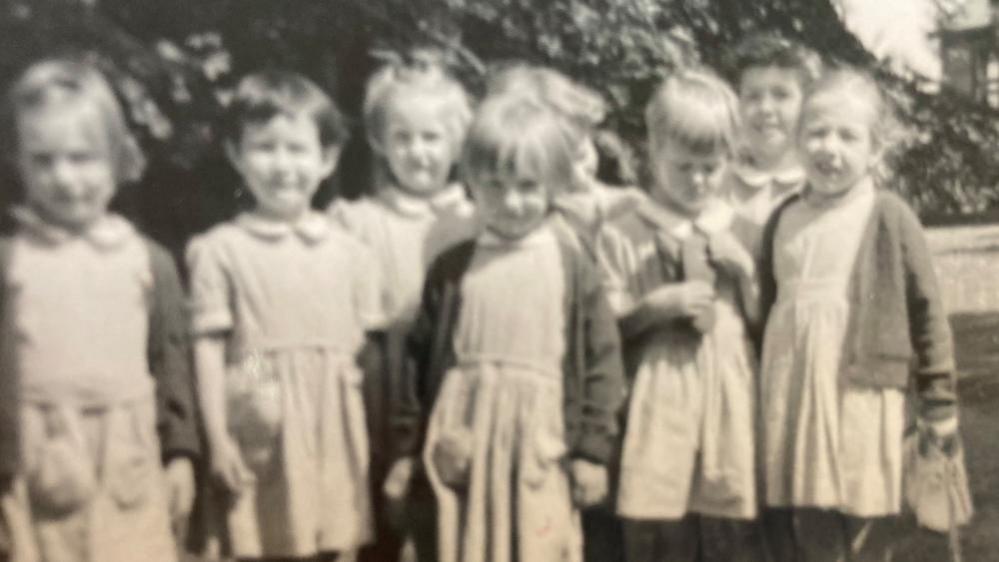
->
left=477, top=220, right=555, bottom=249
left=636, top=198, right=734, bottom=240
left=732, top=161, right=805, bottom=192
left=380, top=184, right=469, bottom=218
left=13, top=206, right=135, bottom=251
left=236, top=210, right=331, bottom=244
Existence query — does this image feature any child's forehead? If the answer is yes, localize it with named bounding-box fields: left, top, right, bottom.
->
left=660, top=137, right=729, bottom=161
left=802, top=89, right=875, bottom=123
left=240, top=110, right=321, bottom=138
left=18, top=102, right=110, bottom=149
left=740, top=65, right=805, bottom=89
left=385, top=90, right=450, bottom=121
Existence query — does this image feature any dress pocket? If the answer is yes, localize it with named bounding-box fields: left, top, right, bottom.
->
left=227, top=352, right=283, bottom=479
left=522, top=408, right=568, bottom=489
left=24, top=407, right=96, bottom=516
left=105, top=402, right=160, bottom=510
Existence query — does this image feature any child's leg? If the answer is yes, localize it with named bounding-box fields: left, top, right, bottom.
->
left=582, top=506, right=625, bottom=562
left=699, top=517, right=766, bottom=562
left=761, top=508, right=796, bottom=562
left=841, top=515, right=896, bottom=562
left=623, top=517, right=701, bottom=562
left=794, top=509, right=848, bottom=562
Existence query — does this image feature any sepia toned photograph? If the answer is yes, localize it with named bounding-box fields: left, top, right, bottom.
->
left=0, top=0, right=993, bottom=561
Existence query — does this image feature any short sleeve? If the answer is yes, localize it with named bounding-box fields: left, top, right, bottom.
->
left=184, top=233, right=233, bottom=335
left=349, top=237, right=388, bottom=331
left=595, top=223, right=637, bottom=315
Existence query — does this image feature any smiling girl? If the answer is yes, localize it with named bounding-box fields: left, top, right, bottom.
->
left=758, top=67, right=958, bottom=562
left=396, top=94, right=624, bottom=562
left=188, top=70, right=379, bottom=561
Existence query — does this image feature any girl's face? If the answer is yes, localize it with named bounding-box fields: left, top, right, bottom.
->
left=471, top=169, right=550, bottom=240
left=739, top=66, right=804, bottom=166
left=17, top=106, right=117, bottom=231
left=798, top=91, right=880, bottom=200
left=227, top=112, right=339, bottom=221
left=650, top=138, right=729, bottom=218
left=382, top=93, right=456, bottom=197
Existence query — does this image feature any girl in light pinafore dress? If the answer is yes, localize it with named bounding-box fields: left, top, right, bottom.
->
left=0, top=59, right=199, bottom=562
left=399, top=95, right=624, bottom=562
left=598, top=68, right=762, bottom=562
left=188, top=71, right=379, bottom=561
left=328, top=57, right=477, bottom=562
left=758, top=68, right=959, bottom=562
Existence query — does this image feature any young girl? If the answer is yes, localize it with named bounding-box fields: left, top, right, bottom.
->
left=597, top=68, right=762, bottom=562
left=188, top=70, right=378, bottom=561
left=758, top=67, right=958, bottom=562
left=0, top=58, right=199, bottom=561
left=394, top=94, right=625, bottom=562
left=328, top=56, right=477, bottom=562
left=486, top=64, right=645, bottom=237
left=725, top=33, right=821, bottom=228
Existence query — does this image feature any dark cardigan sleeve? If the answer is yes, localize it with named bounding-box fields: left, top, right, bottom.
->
left=569, top=248, right=626, bottom=464
left=391, top=240, right=475, bottom=461
left=0, top=231, right=17, bottom=479
left=146, top=239, right=201, bottom=462
left=893, top=199, right=957, bottom=420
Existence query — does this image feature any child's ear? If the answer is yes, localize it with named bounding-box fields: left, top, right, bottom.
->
left=320, top=145, right=342, bottom=179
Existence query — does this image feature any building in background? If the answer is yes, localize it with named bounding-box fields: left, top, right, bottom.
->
left=940, top=0, right=999, bottom=105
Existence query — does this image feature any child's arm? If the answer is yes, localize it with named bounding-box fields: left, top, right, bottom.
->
left=145, top=241, right=200, bottom=521
left=898, top=204, right=958, bottom=430
left=193, top=335, right=253, bottom=492
left=185, top=236, right=253, bottom=493
left=708, top=229, right=761, bottom=329
left=569, top=251, right=626, bottom=506
left=595, top=222, right=713, bottom=341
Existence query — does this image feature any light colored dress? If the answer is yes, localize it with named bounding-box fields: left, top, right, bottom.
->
left=599, top=200, right=757, bottom=520
left=2, top=209, right=175, bottom=562
left=423, top=224, right=582, bottom=562
left=760, top=180, right=907, bottom=517
left=330, top=184, right=478, bottom=326
left=187, top=211, right=381, bottom=558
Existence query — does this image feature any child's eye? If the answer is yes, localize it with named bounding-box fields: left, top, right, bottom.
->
left=422, top=131, right=442, bottom=143
left=68, top=151, right=97, bottom=164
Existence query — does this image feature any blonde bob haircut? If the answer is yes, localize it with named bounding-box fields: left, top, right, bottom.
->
left=645, top=66, right=741, bottom=156
left=462, top=94, right=576, bottom=197
left=486, top=63, right=606, bottom=130
left=9, top=57, right=145, bottom=183
left=363, top=58, right=473, bottom=157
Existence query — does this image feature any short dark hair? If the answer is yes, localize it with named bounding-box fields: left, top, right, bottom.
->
left=725, top=32, right=822, bottom=90
left=223, top=69, right=349, bottom=148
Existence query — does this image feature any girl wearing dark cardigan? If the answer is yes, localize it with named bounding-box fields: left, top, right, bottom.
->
left=757, top=67, right=958, bottom=562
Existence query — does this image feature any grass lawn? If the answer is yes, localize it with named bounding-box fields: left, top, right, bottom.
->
left=892, top=225, right=999, bottom=561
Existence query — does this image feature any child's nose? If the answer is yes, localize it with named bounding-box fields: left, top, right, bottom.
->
left=502, top=190, right=523, bottom=214
left=49, top=158, right=79, bottom=191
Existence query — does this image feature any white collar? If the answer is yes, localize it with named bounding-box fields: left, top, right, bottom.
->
left=379, top=184, right=469, bottom=217
left=236, top=210, right=331, bottom=244
left=637, top=198, right=734, bottom=240
left=13, top=206, right=135, bottom=251
left=732, top=160, right=806, bottom=191
left=477, top=221, right=555, bottom=249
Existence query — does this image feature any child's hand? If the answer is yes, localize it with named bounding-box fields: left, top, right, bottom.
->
left=383, top=457, right=415, bottom=530
left=920, top=416, right=960, bottom=458
left=570, top=459, right=608, bottom=508
left=165, top=457, right=195, bottom=523
left=647, top=281, right=715, bottom=321
left=432, top=429, right=474, bottom=488
left=707, top=231, right=755, bottom=279
left=209, top=435, right=255, bottom=494
left=383, top=457, right=415, bottom=502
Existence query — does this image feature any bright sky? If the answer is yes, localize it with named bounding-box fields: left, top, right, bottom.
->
left=837, top=0, right=944, bottom=79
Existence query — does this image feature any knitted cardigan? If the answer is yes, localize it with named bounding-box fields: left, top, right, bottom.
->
left=759, top=190, right=957, bottom=419
left=390, top=225, right=626, bottom=465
